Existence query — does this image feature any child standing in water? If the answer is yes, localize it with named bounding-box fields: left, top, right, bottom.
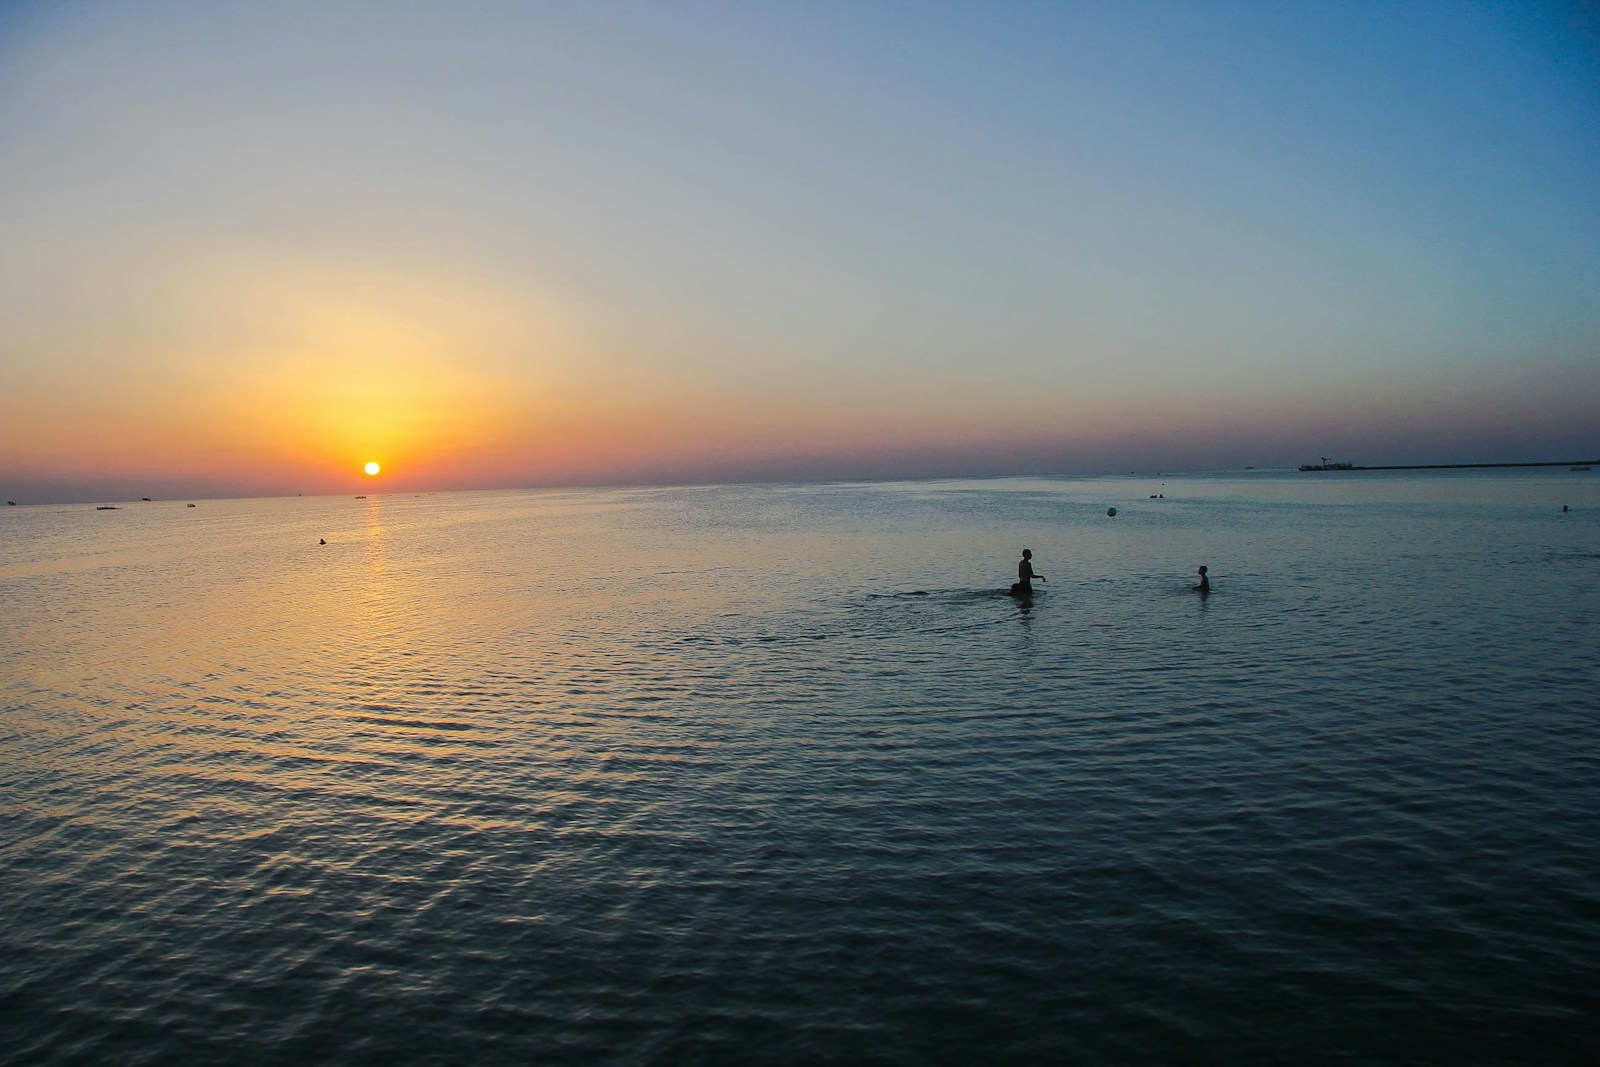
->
left=1011, top=549, right=1045, bottom=597
left=1193, top=565, right=1210, bottom=594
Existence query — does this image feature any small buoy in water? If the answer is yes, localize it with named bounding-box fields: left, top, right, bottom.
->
left=1107, top=507, right=1117, bottom=517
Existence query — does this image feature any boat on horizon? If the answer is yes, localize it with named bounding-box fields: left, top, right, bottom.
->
left=1299, top=457, right=1354, bottom=472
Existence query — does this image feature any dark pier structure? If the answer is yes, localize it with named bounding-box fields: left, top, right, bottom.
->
left=1299, top=460, right=1596, bottom=472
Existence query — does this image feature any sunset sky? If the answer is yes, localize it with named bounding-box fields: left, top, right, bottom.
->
left=2, top=1, right=1596, bottom=502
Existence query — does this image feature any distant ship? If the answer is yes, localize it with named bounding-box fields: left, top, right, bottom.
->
left=1299, top=457, right=1354, bottom=471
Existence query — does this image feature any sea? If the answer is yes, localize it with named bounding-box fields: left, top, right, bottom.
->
left=2, top=470, right=1597, bottom=1065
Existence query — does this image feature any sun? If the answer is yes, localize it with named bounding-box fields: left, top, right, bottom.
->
left=364, top=461, right=381, bottom=476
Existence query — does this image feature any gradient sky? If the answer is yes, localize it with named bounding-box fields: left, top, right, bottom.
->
left=2, top=1, right=1597, bottom=502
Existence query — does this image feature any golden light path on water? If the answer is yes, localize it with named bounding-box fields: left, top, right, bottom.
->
left=0, top=472, right=1596, bottom=1064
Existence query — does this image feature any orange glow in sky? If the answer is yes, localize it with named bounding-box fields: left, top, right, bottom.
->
left=1, top=3, right=1596, bottom=503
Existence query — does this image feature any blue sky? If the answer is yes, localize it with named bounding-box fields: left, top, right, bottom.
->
left=2, top=1, right=1596, bottom=500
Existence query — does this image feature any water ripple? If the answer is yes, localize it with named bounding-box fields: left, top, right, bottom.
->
left=3, top=480, right=1598, bottom=1064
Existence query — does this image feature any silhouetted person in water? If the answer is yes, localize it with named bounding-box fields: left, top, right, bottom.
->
left=1193, top=565, right=1210, bottom=594
left=1010, top=548, right=1045, bottom=597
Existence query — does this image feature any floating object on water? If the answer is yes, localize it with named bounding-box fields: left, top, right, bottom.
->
left=96, top=505, right=119, bottom=510
left=1106, top=507, right=1117, bottom=517
left=142, top=497, right=151, bottom=502
left=187, top=503, right=196, bottom=507
left=319, top=538, right=327, bottom=545
left=5, top=500, right=15, bottom=506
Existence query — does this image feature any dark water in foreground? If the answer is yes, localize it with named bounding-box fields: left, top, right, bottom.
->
left=3, top=471, right=1598, bottom=1064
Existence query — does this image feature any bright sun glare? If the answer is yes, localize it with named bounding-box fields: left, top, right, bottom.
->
left=364, top=461, right=381, bottom=476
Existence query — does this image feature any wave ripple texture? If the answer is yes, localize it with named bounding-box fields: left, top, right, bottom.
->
left=3, top=474, right=1598, bottom=1064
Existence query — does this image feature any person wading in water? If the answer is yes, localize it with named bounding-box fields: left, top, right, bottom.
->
left=1010, top=548, right=1045, bottom=597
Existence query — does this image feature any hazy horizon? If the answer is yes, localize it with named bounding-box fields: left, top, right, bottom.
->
left=3, top=1, right=1597, bottom=503
left=14, top=452, right=1600, bottom=508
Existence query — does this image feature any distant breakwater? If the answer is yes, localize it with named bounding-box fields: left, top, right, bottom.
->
left=1301, top=460, right=1597, bottom=472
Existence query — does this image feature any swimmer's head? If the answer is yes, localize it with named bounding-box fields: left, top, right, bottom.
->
left=1022, top=548, right=1032, bottom=559
left=1197, top=565, right=1207, bottom=575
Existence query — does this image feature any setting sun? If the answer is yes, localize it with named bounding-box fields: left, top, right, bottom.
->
left=364, top=461, right=381, bottom=476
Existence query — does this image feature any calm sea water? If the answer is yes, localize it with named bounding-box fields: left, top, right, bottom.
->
left=3, top=471, right=1597, bottom=1064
